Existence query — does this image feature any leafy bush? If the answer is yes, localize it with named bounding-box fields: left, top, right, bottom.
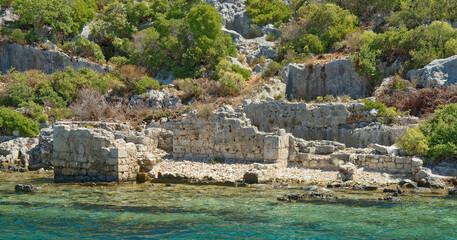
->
left=396, top=127, right=429, bottom=156
left=232, top=65, right=251, bottom=81
left=246, top=0, right=293, bottom=26
left=0, top=108, right=40, bottom=137
left=134, top=77, right=161, bottom=94
left=352, top=21, right=457, bottom=77
left=332, top=0, right=401, bottom=21
left=389, top=0, right=457, bottom=29
left=279, top=3, right=358, bottom=57
left=215, top=60, right=244, bottom=96
left=397, top=103, right=457, bottom=160
left=361, top=99, right=402, bottom=123
left=128, top=2, right=236, bottom=78
left=62, top=37, right=106, bottom=63
left=11, top=29, right=26, bottom=44
left=18, top=101, right=47, bottom=123
left=262, top=61, right=281, bottom=78
left=174, top=78, right=203, bottom=101
left=0, top=79, right=34, bottom=107
left=12, top=0, right=97, bottom=40
left=218, top=71, right=243, bottom=96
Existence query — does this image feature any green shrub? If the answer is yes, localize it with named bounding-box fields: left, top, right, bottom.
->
left=134, top=77, right=161, bottom=94
left=109, top=56, right=128, bottom=68
left=62, top=37, right=106, bottom=63
left=218, top=71, right=243, bottom=96
left=350, top=44, right=382, bottom=81
left=352, top=21, right=457, bottom=77
left=0, top=79, right=34, bottom=107
left=332, top=0, right=400, bottom=20
left=262, top=61, right=281, bottom=78
left=33, top=80, right=66, bottom=108
left=128, top=2, right=236, bottom=78
left=420, top=104, right=457, bottom=159
left=279, top=3, right=358, bottom=57
left=232, top=65, right=251, bottom=81
left=12, top=0, right=97, bottom=40
left=0, top=108, right=40, bottom=137
left=397, top=103, right=457, bottom=160
left=18, top=101, right=47, bottom=122
left=246, top=0, right=293, bottom=26
left=174, top=78, right=203, bottom=100
left=11, top=29, right=26, bottom=44
left=397, top=127, right=429, bottom=156
left=389, top=0, right=457, bottom=29
left=266, top=33, right=276, bottom=41
left=361, top=99, right=402, bottom=123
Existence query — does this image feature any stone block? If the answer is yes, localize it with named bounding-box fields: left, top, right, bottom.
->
left=110, top=148, right=128, bottom=158
left=314, top=145, right=335, bottom=155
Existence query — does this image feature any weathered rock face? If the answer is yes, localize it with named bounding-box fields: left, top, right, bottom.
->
left=407, top=55, right=457, bottom=88
left=284, top=60, right=367, bottom=101
left=205, top=0, right=253, bottom=38
left=29, top=127, right=54, bottom=170
left=242, top=101, right=412, bottom=148
left=0, top=43, right=107, bottom=74
left=130, top=89, right=182, bottom=109
left=0, top=137, right=39, bottom=170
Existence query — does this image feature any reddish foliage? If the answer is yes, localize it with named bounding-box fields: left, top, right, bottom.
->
left=378, top=85, right=457, bottom=118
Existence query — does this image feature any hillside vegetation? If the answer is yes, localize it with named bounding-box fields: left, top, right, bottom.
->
left=0, top=0, right=457, bottom=163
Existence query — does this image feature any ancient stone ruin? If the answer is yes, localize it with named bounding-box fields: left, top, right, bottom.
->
left=46, top=101, right=422, bottom=183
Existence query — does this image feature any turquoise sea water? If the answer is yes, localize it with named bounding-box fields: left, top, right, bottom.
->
left=0, top=172, right=456, bottom=240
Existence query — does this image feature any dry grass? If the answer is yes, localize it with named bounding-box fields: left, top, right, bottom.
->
left=119, top=65, right=147, bottom=83
left=71, top=88, right=108, bottom=121
left=196, top=104, right=215, bottom=119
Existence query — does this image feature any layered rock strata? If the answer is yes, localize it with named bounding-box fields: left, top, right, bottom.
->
left=0, top=43, right=106, bottom=74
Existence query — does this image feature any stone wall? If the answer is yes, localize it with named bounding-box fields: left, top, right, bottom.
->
left=170, top=106, right=289, bottom=165
left=52, top=126, right=139, bottom=182
left=288, top=137, right=423, bottom=173
left=284, top=60, right=367, bottom=101
left=243, top=101, right=412, bottom=148
left=0, top=43, right=106, bottom=74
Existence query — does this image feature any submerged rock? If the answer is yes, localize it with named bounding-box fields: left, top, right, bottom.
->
left=277, top=191, right=339, bottom=202
left=14, top=184, right=41, bottom=193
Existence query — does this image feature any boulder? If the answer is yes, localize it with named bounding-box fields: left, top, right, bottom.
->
left=337, top=163, right=357, bottom=182
left=284, top=59, right=367, bottom=101
left=0, top=7, right=19, bottom=26
left=449, top=188, right=457, bottom=196
left=407, top=55, right=457, bottom=88
left=204, top=0, right=254, bottom=38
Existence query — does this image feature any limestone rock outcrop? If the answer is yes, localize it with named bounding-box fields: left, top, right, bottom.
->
left=0, top=43, right=107, bottom=74
left=205, top=0, right=253, bottom=38
left=242, top=101, right=412, bottom=148
left=407, top=55, right=457, bottom=88
left=284, top=59, right=367, bottom=101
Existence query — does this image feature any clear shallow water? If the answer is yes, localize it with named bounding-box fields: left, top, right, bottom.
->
left=0, top=172, right=456, bottom=240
